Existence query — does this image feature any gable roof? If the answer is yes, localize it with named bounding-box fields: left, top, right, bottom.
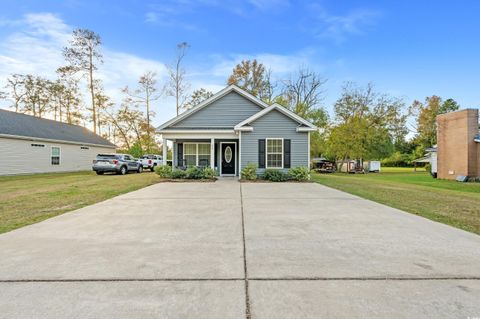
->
left=157, top=85, right=270, bottom=131
left=0, top=109, right=116, bottom=147
left=234, top=103, right=318, bottom=132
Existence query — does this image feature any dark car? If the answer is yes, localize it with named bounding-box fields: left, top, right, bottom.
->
left=92, top=153, right=143, bottom=175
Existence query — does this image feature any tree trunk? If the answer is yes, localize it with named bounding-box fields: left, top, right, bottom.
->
left=89, top=48, right=97, bottom=134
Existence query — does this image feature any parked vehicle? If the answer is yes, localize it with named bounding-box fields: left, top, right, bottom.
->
left=139, top=154, right=163, bottom=172
left=92, top=153, right=143, bottom=175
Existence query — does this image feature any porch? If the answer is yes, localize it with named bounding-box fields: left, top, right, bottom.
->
left=162, top=137, right=239, bottom=176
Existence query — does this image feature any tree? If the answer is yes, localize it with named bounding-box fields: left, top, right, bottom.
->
left=184, top=88, right=213, bottom=109
left=410, top=96, right=460, bottom=152
left=328, top=82, right=406, bottom=167
left=20, top=75, right=52, bottom=118
left=4, top=74, right=27, bottom=112
left=274, top=68, right=329, bottom=156
left=165, top=42, right=190, bottom=115
left=123, top=71, right=161, bottom=149
left=56, top=66, right=83, bottom=124
left=63, top=28, right=103, bottom=133
left=227, top=59, right=273, bottom=101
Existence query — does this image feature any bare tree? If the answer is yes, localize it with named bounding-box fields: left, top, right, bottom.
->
left=63, top=28, right=103, bottom=133
left=165, top=42, right=190, bottom=115
left=4, top=74, right=27, bottom=112
left=281, top=67, right=327, bottom=115
left=123, top=71, right=161, bottom=148
left=56, top=66, right=83, bottom=124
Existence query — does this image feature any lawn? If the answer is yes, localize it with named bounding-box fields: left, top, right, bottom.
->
left=0, top=171, right=160, bottom=234
left=312, top=167, right=480, bottom=235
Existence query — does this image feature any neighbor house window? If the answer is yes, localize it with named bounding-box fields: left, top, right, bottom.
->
left=266, top=138, right=283, bottom=168
left=31, top=143, right=45, bottom=147
left=183, top=143, right=211, bottom=167
left=80, top=146, right=89, bottom=150
left=51, top=147, right=60, bottom=165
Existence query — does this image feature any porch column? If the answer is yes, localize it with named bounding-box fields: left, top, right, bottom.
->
left=162, top=138, right=167, bottom=166
left=210, top=138, right=215, bottom=169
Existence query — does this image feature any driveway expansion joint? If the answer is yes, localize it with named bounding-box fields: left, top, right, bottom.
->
left=240, top=183, right=251, bottom=319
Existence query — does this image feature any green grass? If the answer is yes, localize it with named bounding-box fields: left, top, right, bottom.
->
left=312, top=168, right=480, bottom=235
left=0, top=171, right=160, bottom=234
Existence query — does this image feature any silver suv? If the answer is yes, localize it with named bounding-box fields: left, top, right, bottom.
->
left=92, top=154, right=143, bottom=175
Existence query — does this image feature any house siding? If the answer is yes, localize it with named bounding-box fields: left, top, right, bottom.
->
left=240, top=109, right=309, bottom=174
left=0, top=137, right=114, bottom=175
left=171, top=91, right=262, bottom=128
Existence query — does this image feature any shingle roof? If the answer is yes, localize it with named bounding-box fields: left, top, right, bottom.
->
left=0, top=109, right=115, bottom=147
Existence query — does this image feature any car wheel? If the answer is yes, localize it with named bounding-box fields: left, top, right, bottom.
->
left=96, top=171, right=104, bottom=175
left=138, top=166, right=143, bottom=173
left=118, top=166, right=127, bottom=175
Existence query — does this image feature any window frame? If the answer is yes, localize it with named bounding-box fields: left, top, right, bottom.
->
left=183, top=142, right=211, bottom=167
left=51, top=146, right=61, bottom=166
left=265, top=138, right=284, bottom=169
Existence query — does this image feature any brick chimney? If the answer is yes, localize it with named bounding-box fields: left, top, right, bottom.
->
left=436, top=109, right=479, bottom=179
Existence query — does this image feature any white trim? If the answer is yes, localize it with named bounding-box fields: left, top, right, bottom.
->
left=159, top=129, right=235, bottom=134
left=265, top=138, right=284, bottom=169
left=51, top=146, right=61, bottom=166
left=296, top=126, right=317, bottom=132
left=308, top=131, right=311, bottom=168
left=162, top=138, right=167, bottom=165
left=210, top=138, right=215, bottom=169
left=219, top=142, right=237, bottom=176
left=239, top=131, right=242, bottom=174
left=183, top=142, right=211, bottom=167
left=234, top=104, right=317, bottom=130
left=156, top=85, right=269, bottom=131
left=161, top=132, right=238, bottom=140
left=234, top=126, right=253, bottom=132
left=0, top=133, right=115, bottom=148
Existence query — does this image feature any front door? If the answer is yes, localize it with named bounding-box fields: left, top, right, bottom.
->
left=221, top=143, right=236, bottom=175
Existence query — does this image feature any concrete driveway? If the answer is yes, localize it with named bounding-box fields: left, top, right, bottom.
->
left=0, top=179, right=479, bottom=318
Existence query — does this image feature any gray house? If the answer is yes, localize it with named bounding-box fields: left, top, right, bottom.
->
left=0, top=109, right=116, bottom=175
left=157, top=85, right=317, bottom=176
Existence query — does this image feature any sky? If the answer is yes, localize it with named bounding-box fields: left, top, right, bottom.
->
left=0, top=0, right=479, bottom=128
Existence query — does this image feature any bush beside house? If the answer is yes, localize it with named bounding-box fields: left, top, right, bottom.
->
left=240, top=164, right=311, bottom=182
left=154, top=165, right=217, bottom=180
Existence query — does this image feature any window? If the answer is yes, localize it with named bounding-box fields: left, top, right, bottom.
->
left=266, top=138, right=283, bottom=168
left=31, top=143, right=45, bottom=147
left=51, top=147, right=60, bottom=165
left=80, top=146, right=89, bottom=150
left=183, top=143, right=211, bottom=167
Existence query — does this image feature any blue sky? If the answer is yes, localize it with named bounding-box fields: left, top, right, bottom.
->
left=1, top=0, right=479, bottom=126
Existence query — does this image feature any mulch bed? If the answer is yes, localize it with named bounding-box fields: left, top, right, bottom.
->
left=157, top=178, right=217, bottom=183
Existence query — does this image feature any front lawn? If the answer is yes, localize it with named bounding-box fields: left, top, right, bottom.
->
left=312, top=167, right=480, bottom=235
left=0, top=171, right=160, bottom=234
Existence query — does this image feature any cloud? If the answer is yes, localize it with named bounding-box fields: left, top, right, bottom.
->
left=307, top=5, right=380, bottom=43
left=0, top=13, right=170, bottom=124
left=144, top=0, right=289, bottom=26
left=208, top=50, right=317, bottom=79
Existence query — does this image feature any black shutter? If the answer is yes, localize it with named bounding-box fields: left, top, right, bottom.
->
left=284, top=139, right=291, bottom=168
left=214, top=143, right=218, bottom=167
left=258, top=139, right=265, bottom=168
left=177, top=143, right=183, bottom=166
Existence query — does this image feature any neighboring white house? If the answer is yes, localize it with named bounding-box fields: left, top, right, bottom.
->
left=0, top=109, right=116, bottom=175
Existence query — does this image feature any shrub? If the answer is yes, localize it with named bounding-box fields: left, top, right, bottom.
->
left=263, top=169, right=287, bottom=182
left=424, top=163, right=431, bottom=173
left=155, top=165, right=172, bottom=178
left=203, top=167, right=217, bottom=179
left=171, top=169, right=187, bottom=179
left=288, top=166, right=310, bottom=181
left=241, top=163, right=257, bottom=180
left=186, top=166, right=204, bottom=179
